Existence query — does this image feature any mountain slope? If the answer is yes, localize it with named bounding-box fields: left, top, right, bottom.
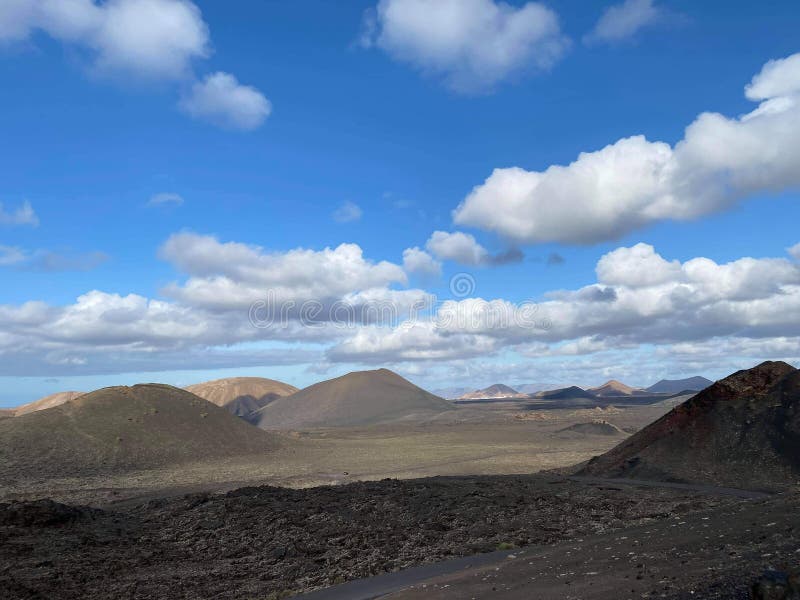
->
left=535, top=386, right=596, bottom=400
left=13, top=391, right=85, bottom=417
left=646, top=376, right=713, bottom=394
left=580, top=361, right=800, bottom=489
left=256, top=369, right=453, bottom=429
left=516, top=383, right=562, bottom=394
left=588, top=380, right=643, bottom=397
left=185, top=377, right=299, bottom=423
left=459, top=384, right=526, bottom=400
left=0, top=384, right=283, bottom=478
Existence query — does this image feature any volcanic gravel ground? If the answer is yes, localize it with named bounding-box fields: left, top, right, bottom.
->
left=0, top=475, right=739, bottom=599
left=390, top=489, right=800, bottom=600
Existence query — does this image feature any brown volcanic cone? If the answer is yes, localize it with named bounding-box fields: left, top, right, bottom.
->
left=185, top=377, right=299, bottom=423
left=580, top=361, right=800, bottom=489
left=13, top=391, right=85, bottom=416
left=459, top=384, right=526, bottom=399
left=0, top=384, right=283, bottom=479
left=588, top=380, right=642, bottom=397
left=256, top=368, right=453, bottom=429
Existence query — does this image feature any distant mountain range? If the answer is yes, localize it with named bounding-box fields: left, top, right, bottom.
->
left=452, top=376, right=712, bottom=401
left=5, top=375, right=714, bottom=420
left=645, top=376, right=713, bottom=394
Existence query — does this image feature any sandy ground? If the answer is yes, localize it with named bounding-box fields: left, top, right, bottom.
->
left=0, top=404, right=669, bottom=506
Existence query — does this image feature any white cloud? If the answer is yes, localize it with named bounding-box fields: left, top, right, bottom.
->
left=179, top=72, right=271, bottom=131
left=326, top=243, right=800, bottom=365
left=424, top=230, right=523, bottom=266
left=402, top=247, right=442, bottom=278
left=584, top=0, right=662, bottom=45
left=0, top=0, right=36, bottom=42
left=0, top=200, right=39, bottom=226
left=332, top=201, right=363, bottom=223
left=159, top=232, right=409, bottom=310
left=745, top=53, right=800, bottom=101
left=361, top=0, right=570, bottom=92
left=789, top=243, right=800, bottom=261
left=596, top=242, right=681, bottom=287
left=454, top=52, right=800, bottom=244
left=426, top=230, right=488, bottom=265
left=148, top=192, right=184, bottom=206
left=0, top=1, right=270, bottom=130
left=0, top=0, right=210, bottom=80
left=3, top=236, right=800, bottom=380
left=328, top=321, right=498, bottom=363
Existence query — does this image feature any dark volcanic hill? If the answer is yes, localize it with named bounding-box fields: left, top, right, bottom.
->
left=646, top=376, right=713, bottom=394
left=185, top=377, right=299, bottom=423
left=535, top=386, right=596, bottom=400
left=256, top=368, right=453, bottom=429
left=581, top=361, right=800, bottom=490
left=0, top=384, right=283, bottom=479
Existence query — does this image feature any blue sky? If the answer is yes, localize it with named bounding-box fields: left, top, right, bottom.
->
left=1, top=0, right=800, bottom=406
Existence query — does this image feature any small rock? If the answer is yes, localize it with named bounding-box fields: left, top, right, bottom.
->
left=751, top=569, right=800, bottom=599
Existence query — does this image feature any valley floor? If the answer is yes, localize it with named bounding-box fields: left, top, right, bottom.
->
left=0, top=404, right=665, bottom=506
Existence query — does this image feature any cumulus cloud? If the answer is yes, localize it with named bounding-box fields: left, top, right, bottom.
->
left=360, top=0, right=570, bottom=92
left=402, top=247, right=442, bottom=278
left=148, top=192, right=184, bottom=206
left=426, top=231, right=488, bottom=265
left=0, top=0, right=209, bottom=80
left=745, top=53, right=800, bottom=101
left=332, top=201, right=363, bottom=223
left=326, top=242, right=800, bottom=364
left=0, top=1, right=270, bottom=130
left=328, top=321, right=498, bottom=363
left=3, top=236, right=800, bottom=379
left=159, top=232, right=410, bottom=311
left=789, top=243, right=800, bottom=261
left=454, top=52, right=800, bottom=244
left=179, top=72, right=272, bottom=131
left=425, top=230, right=523, bottom=266
left=0, top=233, right=437, bottom=375
left=0, top=200, right=38, bottom=226
left=584, top=0, right=662, bottom=45
left=596, top=243, right=681, bottom=287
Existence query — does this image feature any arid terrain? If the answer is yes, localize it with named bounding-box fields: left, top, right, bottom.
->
left=1, top=475, right=745, bottom=600
left=1, top=365, right=798, bottom=599
left=0, top=399, right=673, bottom=506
